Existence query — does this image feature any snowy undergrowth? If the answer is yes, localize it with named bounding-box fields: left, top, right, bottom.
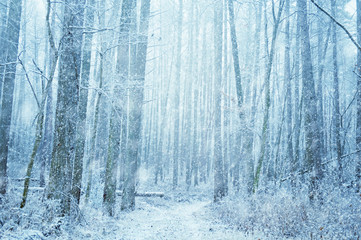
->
left=213, top=184, right=361, bottom=239
left=0, top=190, right=66, bottom=240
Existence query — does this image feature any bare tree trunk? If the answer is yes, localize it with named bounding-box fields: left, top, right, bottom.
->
left=122, top=0, right=150, bottom=211
left=192, top=0, right=200, bottom=187
left=331, top=0, right=342, bottom=182
left=184, top=0, right=195, bottom=190
left=213, top=0, right=225, bottom=202
left=47, top=0, right=85, bottom=214
left=284, top=0, right=293, bottom=165
left=85, top=56, right=102, bottom=203
left=222, top=0, right=228, bottom=194
left=293, top=9, right=301, bottom=178
left=316, top=10, right=326, bottom=160
left=20, top=0, right=59, bottom=208
left=173, top=0, right=183, bottom=189
left=227, top=0, right=242, bottom=193
left=0, top=0, right=22, bottom=196
left=356, top=0, right=361, bottom=193
left=103, top=0, right=133, bottom=216
left=0, top=0, right=8, bottom=101
left=199, top=27, right=207, bottom=184
left=71, top=0, right=95, bottom=205
left=253, top=0, right=285, bottom=192
left=297, top=0, right=323, bottom=201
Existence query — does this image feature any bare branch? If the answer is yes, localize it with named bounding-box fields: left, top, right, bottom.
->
left=310, top=0, right=361, bottom=52
left=18, top=53, right=40, bottom=109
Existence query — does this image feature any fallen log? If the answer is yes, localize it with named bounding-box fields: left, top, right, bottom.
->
left=13, top=187, right=165, bottom=198
left=116, top=191, right=164, bottom=198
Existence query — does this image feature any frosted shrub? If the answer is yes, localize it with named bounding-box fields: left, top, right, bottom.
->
left=214, top=185, right=361, bottom=239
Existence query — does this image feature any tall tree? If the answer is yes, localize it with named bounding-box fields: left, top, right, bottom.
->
left=316, top=8, right=326, bottom=160
left=253, top=0, right=285, bottom=192
left=227, top=0, right=243, bottom=193
left=71, top=0, right=95, bottom=205
left=0, top=0, right=22, bottom=196
left=173, top=0, right=183, bottom=189
left=0, top=0, right=8, bottom=100
left=293, top=8, right=301, bottom=177
left=356, top=0, right=361, bottom=193
left=185, top=0, right=195, bottom=190
left=20, top=0, right=59, bottom=208
left=284, top=0, right=293, bottom=165
left=214, top=0, right=225, bottom=202
left=47, top=0, right=85, bottom=214
left=122, top=0, right=151, bottom=211
left=39, top=7, right=56, bottom=188
left=331, top=0, right=342, bottom=181
left=297, top=0, right=323, bottom=201
left=104, top=0, right=133, bottom=216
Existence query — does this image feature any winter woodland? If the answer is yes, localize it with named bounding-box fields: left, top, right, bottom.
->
left=0, top=0, right=361, bottom=239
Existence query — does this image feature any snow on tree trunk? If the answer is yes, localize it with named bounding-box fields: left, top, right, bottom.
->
left=47, top=0, right=85, bottom=214
left=356, top=0, right=361, bottom=193
left=122, top=0, right=150, bottom=211
left=0, top=0, right=22, bottom=196
left=297, top=0, right=323, bottom=201
left=213, top=0, right=225, bottom=202
left=173, top=0, right=183, bottom=189
left=71, top=0, right=95, bottom=205
left=331, top=0, right=342, bottom=182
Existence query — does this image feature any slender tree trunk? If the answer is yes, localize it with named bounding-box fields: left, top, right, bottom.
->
left=253, top=0, right=285, bottom=192
left=356, top=0, right=361, bottom=193
left=293, top=9, right=301, bottom=176
left=20, top=0, right=59, bottom=207
left=199, top=27, right=207, bottom=184
left=122, top=0, right=150, bottom=211
left=192, top=0, right=200, bottom=187
left=0, top=0, right=22, bottom=196
left=227, top=0, right=243, bottom=193
left=331, top=0, right=342, bottom=182
left=284, top=0, right=293, bottom=165
left=173, top=0, right=183, bottom=189
left=85, top=58, right=103, bottom=203
left=214, top=0, right=225, bottom=202
left=39, top=9, right=56, bottom=188
left=316, top=10, right=326, bottom=160
left=155, top=21, right=172, bottom=184
left=184, top=0, right=194, bottom=190
left=0, top=0, right=8, bottom=102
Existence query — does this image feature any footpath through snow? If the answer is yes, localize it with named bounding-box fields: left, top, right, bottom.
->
left=76, top=197, right=247, bottom=240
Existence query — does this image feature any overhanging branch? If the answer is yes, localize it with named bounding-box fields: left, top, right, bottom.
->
left=310, top=0, right=361, bottom=52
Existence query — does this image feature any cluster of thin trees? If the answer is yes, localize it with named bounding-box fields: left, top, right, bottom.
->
left=0, top=0, right=360, bottom=219
left=0, top=0, right=150, bottom=216
left=142, top=0, right=361, bottom=202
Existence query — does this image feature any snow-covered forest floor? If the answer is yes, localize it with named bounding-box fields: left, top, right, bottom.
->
left=75, top=198, right=246, bottom=240
left=1, top=177, right=361, bottom=239
left=0, top=182, right=248, bottom=240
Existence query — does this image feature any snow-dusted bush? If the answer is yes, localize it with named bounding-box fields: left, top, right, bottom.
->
left=0, top=191, right=66, bottom=239
left=214, top=184, right=361, bottom=239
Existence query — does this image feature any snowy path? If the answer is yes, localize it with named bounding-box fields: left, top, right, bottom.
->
left=95, top=199, right=246, bottom=240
